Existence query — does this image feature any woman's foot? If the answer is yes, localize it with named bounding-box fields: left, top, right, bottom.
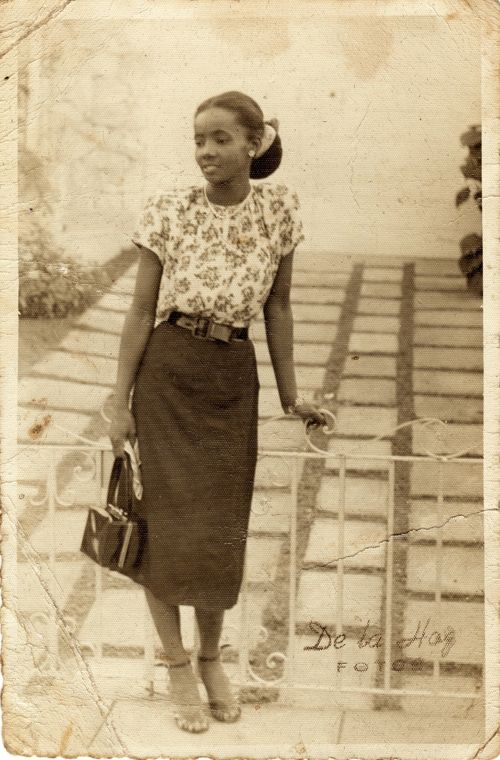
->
left=197, top=654, right=242, bottom=722
left=168, top=660, right=210, bottom=733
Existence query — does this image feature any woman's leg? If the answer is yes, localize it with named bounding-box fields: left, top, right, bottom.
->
left=145, top=589, right=208, bottom=732
left=195, top=607, right=241, bottom=722
left=195, top=607, right=224, bottom=659
left=144, top=588, right=187, bottom=663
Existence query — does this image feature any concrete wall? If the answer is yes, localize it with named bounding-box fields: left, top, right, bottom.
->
left=21, top=10, right=482, bottom=265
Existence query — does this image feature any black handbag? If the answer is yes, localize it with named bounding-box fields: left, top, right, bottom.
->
left=80, top=452, right=147, bottom=574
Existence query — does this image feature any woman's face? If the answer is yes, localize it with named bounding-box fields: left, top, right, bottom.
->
left=194, top=107, right=258, bottom=185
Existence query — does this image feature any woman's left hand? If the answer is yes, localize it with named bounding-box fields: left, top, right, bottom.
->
left=288, top=402, right=328, bottom=429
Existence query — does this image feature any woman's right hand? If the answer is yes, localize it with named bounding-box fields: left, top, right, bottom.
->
left=109, top=405, right=136, bottom=458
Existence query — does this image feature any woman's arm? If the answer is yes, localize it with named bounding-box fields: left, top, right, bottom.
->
left=263, top=250, right=297, bottom=412
left=263, top=251, right=327, bottom=426
left=109, top=247, right=163, bottom=456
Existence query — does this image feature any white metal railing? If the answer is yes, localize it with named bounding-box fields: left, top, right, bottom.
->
left=16, top=415, right=483, bottom=703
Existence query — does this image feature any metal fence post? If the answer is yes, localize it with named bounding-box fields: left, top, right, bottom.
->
left=282, top=456, right=299, bottom=702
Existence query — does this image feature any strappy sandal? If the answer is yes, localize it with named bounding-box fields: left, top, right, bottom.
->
left=167, top=659, right=210, bottom=733
left=197, top=653, right=242, bottom=723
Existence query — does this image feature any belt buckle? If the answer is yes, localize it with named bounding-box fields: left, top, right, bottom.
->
left=192, top=316, right=210, bottom=339
left=208, top=321, right=232, bottom=343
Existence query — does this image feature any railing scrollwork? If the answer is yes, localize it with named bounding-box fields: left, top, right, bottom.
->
left=17, top=408, right=483, bottom=700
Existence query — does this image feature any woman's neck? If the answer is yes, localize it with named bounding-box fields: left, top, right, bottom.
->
left=205, top=176, right=251, bottom=206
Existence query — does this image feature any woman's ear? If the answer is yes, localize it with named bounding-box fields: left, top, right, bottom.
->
left=250, top=135, right=262, bottom=155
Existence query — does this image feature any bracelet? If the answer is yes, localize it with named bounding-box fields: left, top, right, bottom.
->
left=286, top=395, right=308, bottom=415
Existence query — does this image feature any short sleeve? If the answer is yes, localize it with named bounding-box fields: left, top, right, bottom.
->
left=131, top=191, right=175, bottom=266
left=279, top=188, right=305, bottom=258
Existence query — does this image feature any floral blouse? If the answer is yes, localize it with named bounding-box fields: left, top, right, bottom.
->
left=131, top=183, right=305, bottom=327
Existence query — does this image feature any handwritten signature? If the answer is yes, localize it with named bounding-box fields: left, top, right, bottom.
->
left=304, top=618, right=456, bottom=659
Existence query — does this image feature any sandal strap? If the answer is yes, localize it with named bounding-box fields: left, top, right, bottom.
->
left=168, top=658, right=192, bottom=669
left=198, top=653, right=220, bottom=662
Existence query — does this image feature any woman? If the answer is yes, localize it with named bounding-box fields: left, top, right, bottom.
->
left=109, top=91, right=326, bottom=734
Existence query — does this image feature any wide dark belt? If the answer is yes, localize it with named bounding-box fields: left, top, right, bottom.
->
left=167, top=310, right=249, bottom=343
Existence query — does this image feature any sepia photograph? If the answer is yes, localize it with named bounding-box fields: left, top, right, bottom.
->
left=1, top=1, right=498, bottom=758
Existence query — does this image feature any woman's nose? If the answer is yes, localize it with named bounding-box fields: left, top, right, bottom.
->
left=199, top=142, right=217, bottom=158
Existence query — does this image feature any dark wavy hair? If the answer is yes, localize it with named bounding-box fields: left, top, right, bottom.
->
left=195, top=91, right=282, bottom=179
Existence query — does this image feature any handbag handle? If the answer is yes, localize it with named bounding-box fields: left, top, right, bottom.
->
left=106, top=452, right=134, bottom=518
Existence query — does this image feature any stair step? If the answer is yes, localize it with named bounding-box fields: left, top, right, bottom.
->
left=361, top=282, right=401, bottom=298
left=250, top=321, right=337, bottom=344
left=406, top=545, right=483, bottom=596
left=290, top=286, right=345, bottom=304
left=414, top=395, right=483, bottom=423
left=292, top=270, right=350, bottom=287
left=414, top=327, right=482, bottom=347
left=254, top=340, right=332, bottom=366
left=414, top=290, right=483, bottom=310
left=258, top=388, right=285, bottom=418
left=254, top=455, right=305, bottom=489
left=249, top=489, right=291, bottom=534
left=338, top=378, right=396, bottom=405
left=334, top=406, right=398, bottom=437
left=291, top=303, right=342, bottom=323
left=303, top=518, right=387, bottom=570
left=357, top=297, right=401, bottom=315
left=415, top=275, right=470, bottom=291
left=30, top=351, right=116, bottom=387
left=258, top=363, right=324, bottom=389
left=413, top=370, right=483, bottom=397
left=318, top=475, right=389, bottom=518
left=363, top=268, right=403, bottom=283
left=19, top=376, right=111, bottom=415
left=409, top=499, right=483, bottom=544
left=415, top=310, right=483, bottom=328
left=245, top=536, right=282, bottom=584
left=77, top=307, right=126, bottom=335
left=325, top=438, right=392, bottom=471
left=412, top=423, right=483, bottom=457
left=353, top=315, right=399, bottom=333
left=402, top=599, right=484, bottom=665
left=96, top=291, right=132, bottom=312
left=349, top=332, right=399, bottom=354
left=61, top=329, right=121, bottom=359
left=342, top=355, right=397, bottom=377
left=414, top=346, right=482, bottom=371
left=410, top=461, right=483, bottom=499
left=297, top=571, right=383, bottom=629
left=257, top=418, right=306, bottom=451
left=415, top=260, right=465, bottom=276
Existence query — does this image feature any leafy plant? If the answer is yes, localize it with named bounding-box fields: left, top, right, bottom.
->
left=18, top=143, right=112, bottom=318
left=455, top=125, right=482, bottom=295
left=19, top=218, right=111, bottom=318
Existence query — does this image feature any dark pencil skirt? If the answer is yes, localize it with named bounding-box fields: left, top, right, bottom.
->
left=130, top=319, right=259, bottom=610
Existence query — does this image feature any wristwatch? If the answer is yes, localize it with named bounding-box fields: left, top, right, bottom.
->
left=286, top=395, right=307, bottom=415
